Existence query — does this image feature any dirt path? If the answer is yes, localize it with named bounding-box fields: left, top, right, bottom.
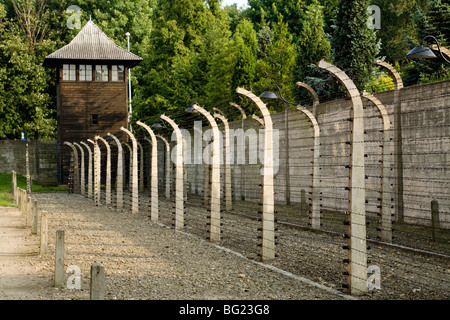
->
left=0, top=194, right=352, bottom=301
left=0, top=206, right=53, bottom=300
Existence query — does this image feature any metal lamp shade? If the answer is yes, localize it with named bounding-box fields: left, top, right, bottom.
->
left=260, top=91, right=279, bottom=99
left=406, top=46, right=437, bottom=59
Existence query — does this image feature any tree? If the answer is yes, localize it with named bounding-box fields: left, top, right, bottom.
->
left=331, top=0, right=377, bottom=91
left=133, top=0, right=234, bottom=124
left=253, top=14, right=297, bottom=110
left=231, top=19, right=258, bottom=91
left=372, top=0, right=422, bottom=64
left=295, top=0, right=331, bottom=81
left=0, top=25, right=55, bottom=139
left=247, top=0, right=305, bottom=36
left=402, top=0, right=450, bottom=86
left=11, top=0, right=47, bottom=51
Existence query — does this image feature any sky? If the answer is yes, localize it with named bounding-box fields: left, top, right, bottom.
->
left=221, top=0, right=249, bottom=9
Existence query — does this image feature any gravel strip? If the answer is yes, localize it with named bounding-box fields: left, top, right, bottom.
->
left=24, top=193, right=351, bottom=300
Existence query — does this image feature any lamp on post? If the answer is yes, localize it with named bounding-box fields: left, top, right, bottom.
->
left=260, top=84, right=298, bottom=107
left=406, top=35, right=450, bottom=64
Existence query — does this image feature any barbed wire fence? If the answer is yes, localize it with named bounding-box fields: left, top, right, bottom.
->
left=63, top=61, right=449, bottom=299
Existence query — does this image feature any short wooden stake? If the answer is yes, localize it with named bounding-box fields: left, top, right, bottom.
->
left=90, top=262, right=105, bottom=300
left=54, top=229, right=65, bottom=287
left=26, top=196, right=32, bottom=227
left=31, top=200, right=38, bottom=234
left=40, top=211, right=48, bottom=255
left=431, top=199, right=440, bottom=241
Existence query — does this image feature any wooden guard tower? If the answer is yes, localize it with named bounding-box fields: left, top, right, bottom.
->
left=44, top=20, right=142, bottom=184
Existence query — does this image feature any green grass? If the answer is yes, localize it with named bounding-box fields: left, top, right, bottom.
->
left=0, top=173, right=67, bottom=207
left=0, top=192, right=15, bottom=207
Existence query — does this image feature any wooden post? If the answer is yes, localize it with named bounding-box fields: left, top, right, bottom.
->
left=54, top=229, right=65, bottom=288
left=26, top=196, right=32, bottom=227
left=32, top=199, right=38, bottom=235
left=431, top=199, right=440, bottom=241
left=318, top=59, right=367, bottom=296
left=90, top=262, right=105, bottom=300
left=40, top=211, right=48, bottom=255
left=11, top=170, right=17, bottom=200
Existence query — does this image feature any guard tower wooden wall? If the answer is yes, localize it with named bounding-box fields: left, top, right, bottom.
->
left=44, top=21, right=142, bottom=184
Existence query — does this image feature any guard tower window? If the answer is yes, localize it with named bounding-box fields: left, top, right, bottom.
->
left=80, top=65, right=92, bottom=81
left=63, top=64, right=76, bottom=81
left=95, top=65, right=108, bottom=81
left=112, top=65, right=124, bottom=81
left=91, top=114, right=99, bottom=125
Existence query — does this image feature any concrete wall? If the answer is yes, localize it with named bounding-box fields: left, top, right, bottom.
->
left=181, top=79, right=449, bottom=228
left=0, top=140, right=58, bottom=186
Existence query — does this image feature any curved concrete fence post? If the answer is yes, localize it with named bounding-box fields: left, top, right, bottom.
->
left=251, top=114, right=265, bottom=127
left=318, top=59, right=367, bottom=296
left=230, top=102, right=247, bottom=202
left=96, top=136, right=112, bottom=206
left=160, top=114, right=184, bottom=230
left=374, top=59, right=404, bottom=223
left=63, top=142, right=80, bottom=194
left=362, top=91, right=392, bottom=243
left=73, top=142, right=84, bottom=196
left=121, top=127, right=139, bottom=214
left=236, top=87, right=275, bottom=262
left=123, top=142, right=132, bottom=192
left=107, top=133, right=124, bottom=210
left=192, top=104, right=222, bottom=242
left=156, top=135, right=171, bottom=199
left=213, top=110, right=233, bottom=211
left=229, top=102, right=247, bottom=119
left=80, top=141, right=93, bottom=199
left=137, top=141, right=145, bottom=193
left=296, top=81, right=320, bottom=114
left=137, top=121, right=159, bottom=221
left=296, top=107, right=321, bottom=230
left=143, top=137, right=153, bottom=191
left=89, top=139, right=101, bottom=206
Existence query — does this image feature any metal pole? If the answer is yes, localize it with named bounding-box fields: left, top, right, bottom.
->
left=126, top=32, right=132, bottom=132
